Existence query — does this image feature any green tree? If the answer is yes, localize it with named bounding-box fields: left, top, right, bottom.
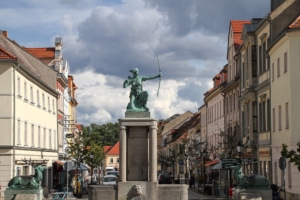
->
left=85, top=142, right=105, bottom=183
left=281, top=143, right=300, bottom=171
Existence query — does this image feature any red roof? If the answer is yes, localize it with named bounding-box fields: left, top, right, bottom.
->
left=0, top=46, right=17, bottom=60
left=230, top=20, right=251, bottom=50
left=24, top=47, right=55, bottom=59
left=106, top=141, right=119, bottom=155
left=76, top=124, right=83, bottom=131
left=104, top=146, right=112, bottom=153
left=289, top=15, right=300, bottom=29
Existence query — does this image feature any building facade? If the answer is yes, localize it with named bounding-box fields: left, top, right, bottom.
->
left=0, top=32, right=59, bottom=195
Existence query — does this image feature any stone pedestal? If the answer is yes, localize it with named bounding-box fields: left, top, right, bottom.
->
left=88, top=185, right=117, bottom=200
left=234, top=188, right=272, bottom=200
left=115, top=116, right=187, bottom=200
left=4, top=189, right=43, bottom=200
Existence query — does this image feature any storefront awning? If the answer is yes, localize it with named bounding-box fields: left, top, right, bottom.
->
left=205, top=160, right=219, bottom=167
left=211, top=160, right=222, bottom=169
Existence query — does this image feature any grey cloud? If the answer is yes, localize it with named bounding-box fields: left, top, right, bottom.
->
left=144, top=0, right=269, bottom=38
left=177, top=80, right=209, bottom=104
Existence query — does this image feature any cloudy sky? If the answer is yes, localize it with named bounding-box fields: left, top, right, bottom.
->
left=0, top=0, right=270, bottom=125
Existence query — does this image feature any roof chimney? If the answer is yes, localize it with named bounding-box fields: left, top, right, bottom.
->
left=2, top=30, right=8, bottom=38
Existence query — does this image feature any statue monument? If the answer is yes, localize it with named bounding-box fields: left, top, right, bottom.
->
left=123, top=68, right=161, bottom=112
left=230, top=164, right=272, bottom=200
left=5, top=164, right=46, bottom=200
left=88, top=65, right=188, bottom=200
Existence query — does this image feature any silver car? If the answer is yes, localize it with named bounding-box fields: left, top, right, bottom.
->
left=103, top=175, right=117, bottom=185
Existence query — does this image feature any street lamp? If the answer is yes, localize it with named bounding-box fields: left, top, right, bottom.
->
left=183, top=154, right=188, bottom=184
left=236, top=141, right=244, bottom=163
left=90, top=153, right=94, bottom=185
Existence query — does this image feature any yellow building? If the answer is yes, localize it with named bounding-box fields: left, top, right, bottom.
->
left=103, top=142, right=119, bottom=172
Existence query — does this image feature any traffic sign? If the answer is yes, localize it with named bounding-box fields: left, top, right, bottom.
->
left=178, top=159, right=184, bottom=165
left=66, top=134, right=74, bottom=138
left=279, top=157, right=286, bottom=171
left=222, top=158, right=237, bottom=168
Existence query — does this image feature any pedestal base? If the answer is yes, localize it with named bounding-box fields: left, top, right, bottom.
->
left=125, top=111, right=150, bottom=118
left=234, top=188, right=272, bottom=200
left=118, top=181, right=158, bottom=200
left=4, top=189, right=43, bottom=200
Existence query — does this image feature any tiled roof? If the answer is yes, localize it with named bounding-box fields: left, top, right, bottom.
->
left=24, top=47, right=55, bottom=59
left=106, top=141, right=119, bottom=155
left=104, top=146, right=112, bottom=153
left=231, top=20, right=251, bottom=50
left=289, top=15, right=300, bottom=29
left=0, top=46, right=17, bottom=60
left=76, top=124, right=83, bottom=130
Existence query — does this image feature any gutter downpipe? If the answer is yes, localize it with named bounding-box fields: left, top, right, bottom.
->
left=13, top=62, right=20, bottom=176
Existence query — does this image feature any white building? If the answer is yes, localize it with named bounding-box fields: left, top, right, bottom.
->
left=0, top=32, right=59, bottom=195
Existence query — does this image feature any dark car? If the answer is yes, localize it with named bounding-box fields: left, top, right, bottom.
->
left=158, top=173, right=172, bottom=184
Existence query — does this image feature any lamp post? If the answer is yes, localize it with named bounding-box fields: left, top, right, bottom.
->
left=90, top=153, right=94, bottom=185
left=236, top=141, right=244, bottom=164
left=183, top=154, right=188, bottom=184
left=202, top=149, right=207, bottom=194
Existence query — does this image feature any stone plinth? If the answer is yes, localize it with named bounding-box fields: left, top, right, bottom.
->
left=125, top=111, right=150, bottom=118
left=88, top=185, right=117, bottom=200
left=234, top=188, right=272, bottom=200
left=5, top=189, right=43, bottom=200
left=157, top=185, right=188, bottom=200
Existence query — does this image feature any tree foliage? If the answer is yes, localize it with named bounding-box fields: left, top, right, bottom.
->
left=66, top=122, right=119, bottom=170
left=281, top=143, right=300, bottom=171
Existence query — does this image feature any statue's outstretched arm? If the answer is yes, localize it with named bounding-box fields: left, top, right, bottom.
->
left=142, top=72, right=162, bottom=81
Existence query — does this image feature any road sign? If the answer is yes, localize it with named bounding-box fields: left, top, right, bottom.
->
left=66, top=134, right=74, bottom=138
left=222, top=158, right=237, bottom=168
left=178, top=159, right=184, bottom=165
left=279, top=157, right=286, bottom=171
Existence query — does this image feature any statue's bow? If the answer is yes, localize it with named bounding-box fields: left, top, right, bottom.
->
left=157, top=55, right=161, bottom=97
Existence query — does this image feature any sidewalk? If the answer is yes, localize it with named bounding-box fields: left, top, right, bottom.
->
left=188, top=187, right=230, bottom=200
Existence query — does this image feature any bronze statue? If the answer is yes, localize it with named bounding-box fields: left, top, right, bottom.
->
left=8, top=165, right=46, bottom=189
left=123, top=68, right=161, bottom=111
left=230, top=165, right=269, bottom=188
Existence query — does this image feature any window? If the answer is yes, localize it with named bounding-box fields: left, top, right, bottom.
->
left=278, top=105, right=282, bottom=131
left=43, top=128, right=46, bottom=148
left=267, top=99, right=271, bottom=131
left=31, top=124, right=34, bottom=147
left=262, top=101, right=266, bottom=131
left=42, top=94, right=45, bottom=108
left=53, top=131, right=56, bottom=150
left=286, top=102, right=289, bottom=129
left=17, top=120, right=21, bottom=145
left=49, top=130, right=52, bottom=149
left=110, top=158, right=113, bottom=163
left=24, top=82, right=27, bottom=100
left=273, top=108, right=276, bottom=132
left=274, top=162, right=278, bottom=185
left=272, top=63, right=274, bottom=81
left=38, top=126, right=41, bottom=148
left=288, top=162, right=291, bottom=187
left=284, top=52, right=287, bottom=73
left=277, top=58, right=280, bottom=77
left=24, top=122, right=28, bottom=145
left=117, top=158, right=119, bottom=163
left=37, top=90, right=40, bottom=106
left=48, top=97, right=50, bottom=111
left=17, top=77, right=21, bottom=96
left=52, top=99, right=55, bottom=113
left=30, top=86, right=33, bottom=103
left=233, top=93, right=235, bottom=111
left=252, top=45, right=257, bottom=77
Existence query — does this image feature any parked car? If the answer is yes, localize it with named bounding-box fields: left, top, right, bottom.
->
left=106, top=171, right=119, bottom=176
left=158, top=173, right=172, bottom=184
left=103, top=175, right=117, bottom=185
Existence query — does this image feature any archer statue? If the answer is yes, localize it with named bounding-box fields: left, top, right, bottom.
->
left=123, top=67, right=161, bottom=111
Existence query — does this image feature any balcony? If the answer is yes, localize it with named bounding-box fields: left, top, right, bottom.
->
left=258, top=131, right=271, bottom=145
left=258, top=70, right=270, bottom=85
